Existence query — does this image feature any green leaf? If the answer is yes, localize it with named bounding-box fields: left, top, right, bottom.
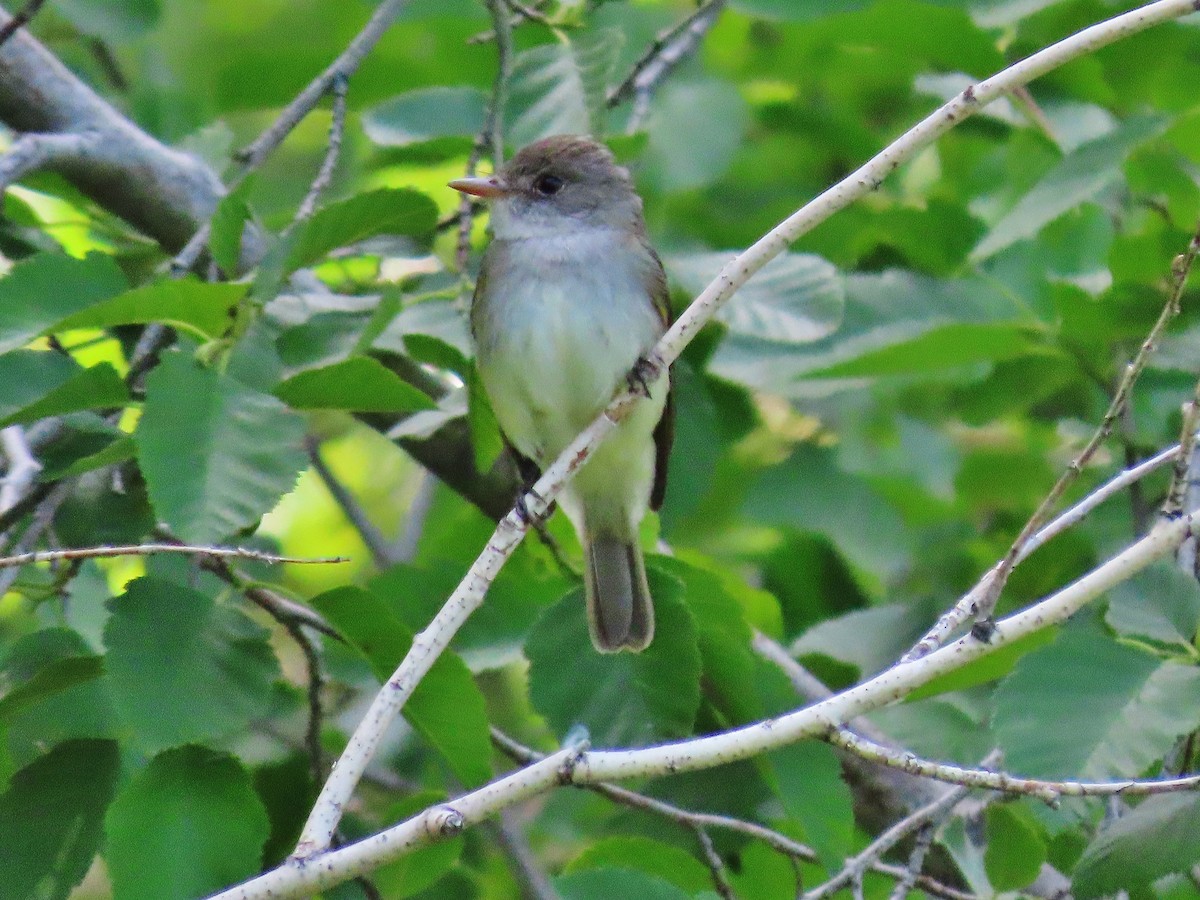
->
left=984, top=805, right=1046, bottom=891
left=1073, top=794, right=1200, bottom=898
left=744, top=444, right=912, bottom=584
left=310, top=586, right=493, bottom=787
left=0, top=252, right=127, bottom=354
left=54, top=278, right=248, bottom=341
left=363, top=86, right=488, bottom=147
left=285, top=188, right=438, bottom=272
left=565, top=836, right=712, bottom=895
left=729, top=0, right=868, bottom=22
left=0, top=654, right=103, bottom=725
left=371, top=791, right=464, bottom=898
left=972, top=114, right=1168, bottom=261
left=554, top=868, right=692, bottom=900
left=711, top=272, right=1031, bottom=394
left=0, top=362, right=129, bottom=427
left=252, top=754, right=313, bottom=867
left=666, top=252, right=844, bottom=346
left=104, top=746, right=270, bottom=900
left=641, top=80, right=749, bottom=193
left=806, top=323, right=1039, bottom=378
left=209, top=188, right=254, bottom=277
left=137, top=351, right=307, bottom=544
left=103, top=577, right=281, bottom=754
left=526, top=568, right=701, bottom=746
left=0, top=629, right=118, bottom=774
left=42, top=434, right=136, bottom=480
left=507, top=31, right=622, bottom=147
left=651, top=556, right=763, bottom=725
left=765, top=742, right=855, bottom=872
left=0, top=739, right=119, bottom=900
left=1106, top=562, right=1200, bottom=650
left=993, top=622, right=1200, bottom=779
left=467, top=364, right=505, bottom=474
left=273, top=356, right=436, bottom=412
left=54, top=0, right=160, bottom=39
left=0, top=350, right=82, bottom=421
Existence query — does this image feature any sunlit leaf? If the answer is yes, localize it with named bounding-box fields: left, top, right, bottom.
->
left=137, top=351, right=307, bottom=544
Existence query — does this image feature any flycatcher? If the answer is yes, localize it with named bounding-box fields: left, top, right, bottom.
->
left=450, top=135, right=672, bottom=653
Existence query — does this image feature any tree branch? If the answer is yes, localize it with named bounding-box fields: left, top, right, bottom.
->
left=0, top=542, right=347, bottom=568
left=0, top=6, right=224, bottom=250
left=0, top=0, right=45, bottom=48
left=905, top=218, right=1200, bottom=661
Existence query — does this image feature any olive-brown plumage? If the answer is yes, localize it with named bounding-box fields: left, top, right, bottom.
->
left=452, top=135, right=673, bottom=652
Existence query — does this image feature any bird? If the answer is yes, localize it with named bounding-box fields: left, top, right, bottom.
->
left=450, top=134, right=673, bottom=653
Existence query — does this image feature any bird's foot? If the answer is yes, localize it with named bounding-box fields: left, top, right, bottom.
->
left=626, top=355, right=658, bottom=398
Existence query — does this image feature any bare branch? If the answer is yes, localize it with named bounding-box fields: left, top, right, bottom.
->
left=0, top=130, right=99, bottom=193
left=295, top=72, right=350, bottom=222
left=278, top=613, right=327, bottom=785
left=887, top=820, right=938, bottom=900
left=694, top=826, right=737, bottom=900
left=804, top=754, right=998, bottom=900
left=0, top=0, right=47, bottom=48
left=0, top=542, right=348, bottom=569
left=906, top=216, right=1200, bottom=660
left=390, top=470, right=435, bottom=564
left=0, top=425, right=41, bottom=518
left=236, top=1, right=409, bottom=173
left=0, top=9, right=224, bottom=250
left=488, top=811, right=562, bottom=900
left=0, top=478, right=72, bottom=593
left=607, top=0, right=727, bottom=133
left=457, top=0, right=513, bottom=273
left=490, top=728, right=974, bottom=900
left=828, top=729, right=1200, bottom=801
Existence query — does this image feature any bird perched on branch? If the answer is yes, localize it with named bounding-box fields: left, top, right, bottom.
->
left=451, top=134, right=673, bottom=653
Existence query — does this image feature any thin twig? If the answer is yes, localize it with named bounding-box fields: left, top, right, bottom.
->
left=606, top=0, right=726, bottom=133
left=970, top=220, right=1200, bottom=638
left=390, top=469, right=436, bottom=564
left=827, top=730, right=1200, bottom=801
left=0, top=0, right=48, bottom=48
left=887, top=821, right=938, bottom=900
left=0, top=479, right=73, bottom=592
left=307, top=436, right=394, bottom=569
left=171, top=0, right=412, bottom=275
left=489, top=728, right=973, bottom=900
left=804, top=753, right=999, bottom=900
left=469, top=0, right=556, bottom=43
left=905, top=218, right=1200, bottom=660
left=295, top=73, right=350, bottom=222
left=456, top=0, right=513, bottom=274
left=488, top=811, right=562, bottom=900
left=279, top=614, right=326, bottom=785
left=483, top=0, right=510, bottom=171
left=0, top=542, right=348, bottom=569
left=694, top=826, right=737, bottom=900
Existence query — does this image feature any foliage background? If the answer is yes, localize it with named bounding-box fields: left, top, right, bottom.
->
left=3, top=0, right=1200, bottom=897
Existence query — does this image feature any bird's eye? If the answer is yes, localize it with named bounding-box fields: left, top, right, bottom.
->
left=534, top=174, right=564, bottom=196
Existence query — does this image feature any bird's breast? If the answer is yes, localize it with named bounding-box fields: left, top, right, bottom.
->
left=474, top=232, right=664, bottom=461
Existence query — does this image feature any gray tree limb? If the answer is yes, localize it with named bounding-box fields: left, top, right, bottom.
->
left=0, top=7, right=223, bottom=251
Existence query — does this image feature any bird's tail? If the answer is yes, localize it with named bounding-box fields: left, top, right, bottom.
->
left=584, top=531, right=654, bottom=653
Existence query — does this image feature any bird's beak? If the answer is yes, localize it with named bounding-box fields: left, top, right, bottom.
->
left=448, top=175, right=509, bottom=198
